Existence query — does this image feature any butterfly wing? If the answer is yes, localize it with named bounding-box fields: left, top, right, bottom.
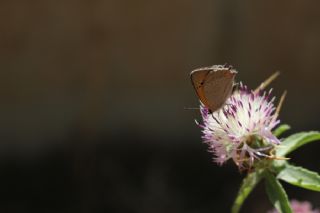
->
left=190, top=65, right=237, bottom=112
left=190, top=67, right=211, bottom=108
left=203, top=69, right=236, bottom=112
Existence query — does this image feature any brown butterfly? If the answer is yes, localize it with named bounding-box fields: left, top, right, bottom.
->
left=190, top=64, right=237, bottom=113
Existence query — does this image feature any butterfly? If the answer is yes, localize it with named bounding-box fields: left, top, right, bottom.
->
left=190, top=64, right=237, bottom=113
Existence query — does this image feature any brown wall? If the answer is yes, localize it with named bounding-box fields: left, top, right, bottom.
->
left=0, top=1, right=319, bottom=212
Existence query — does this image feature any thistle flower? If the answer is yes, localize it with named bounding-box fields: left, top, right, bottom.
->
left=267, top=200, right=320, bottom=213
left=198, top=83, right=282, bottom=169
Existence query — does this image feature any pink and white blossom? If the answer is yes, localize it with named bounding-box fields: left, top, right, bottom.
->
left=268, top=200, right=319, bottom=213
left=198, top=83, right=280, bottom=169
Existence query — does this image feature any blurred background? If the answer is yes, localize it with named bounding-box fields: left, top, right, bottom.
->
left=0, top=0, right=320, bottom=212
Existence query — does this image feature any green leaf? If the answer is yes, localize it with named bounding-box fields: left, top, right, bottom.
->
left=273, top=124, right=291, bottom=137
left=276, top=131, right=320, bottom=157
left=277, top=164, right=320, bottom=191
left=265, top=171, right=292, bottom=213
left=231, top=170, right=263, bottom=213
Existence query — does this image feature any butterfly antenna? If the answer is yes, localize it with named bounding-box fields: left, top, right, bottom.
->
left=184, top=107, right=201, bottom=110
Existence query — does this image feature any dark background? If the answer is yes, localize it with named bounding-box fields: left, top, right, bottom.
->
left=0, top=1, right=319, bottom=212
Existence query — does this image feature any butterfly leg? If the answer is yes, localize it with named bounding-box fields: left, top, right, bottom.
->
left=211, top=113, right=221, bottom=125
left=232, top=82, right=239, bottom=93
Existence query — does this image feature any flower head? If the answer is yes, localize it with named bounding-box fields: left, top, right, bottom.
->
left=199, top=83, right=281, bottom=169
left=267, top=200, right=320, bottom=213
